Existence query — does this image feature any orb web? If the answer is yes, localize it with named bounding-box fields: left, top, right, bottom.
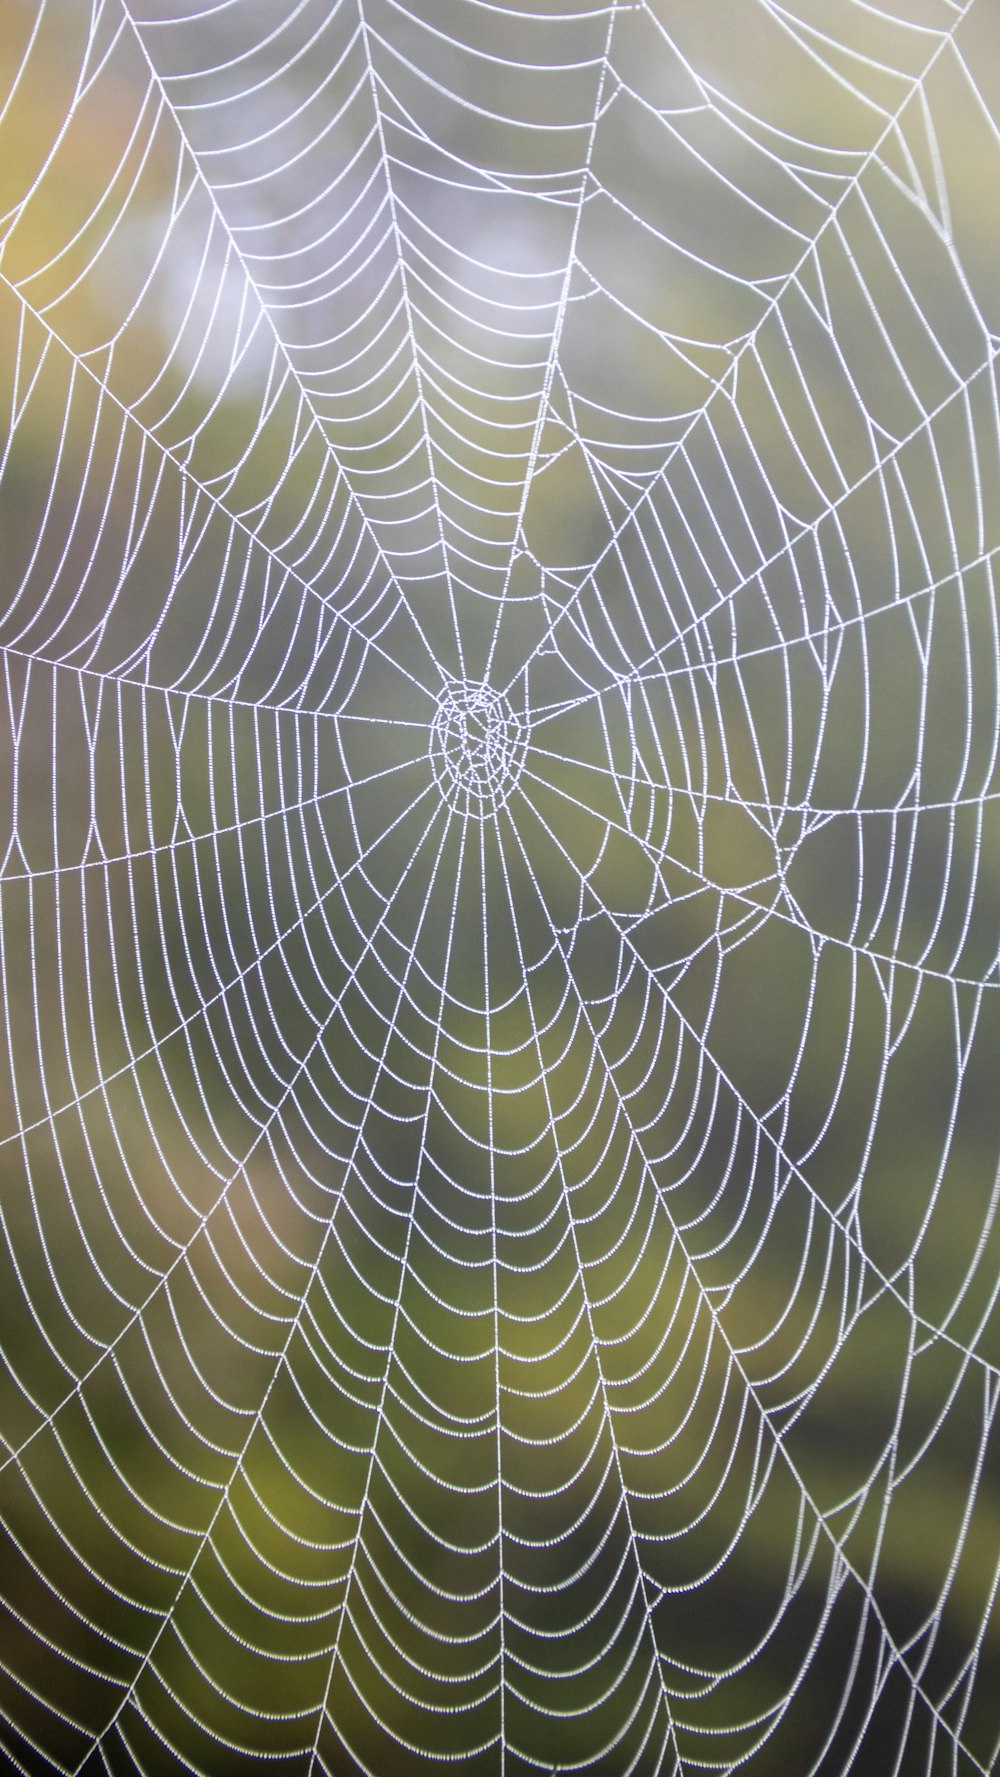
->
left=0, top=0, right=999, bottom=1774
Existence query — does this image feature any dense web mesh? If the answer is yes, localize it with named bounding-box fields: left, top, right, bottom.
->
left=0, top=0, right=999, bottom=1772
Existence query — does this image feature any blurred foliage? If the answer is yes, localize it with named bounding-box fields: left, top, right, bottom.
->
left=0, top=0, right=999, bottom=1772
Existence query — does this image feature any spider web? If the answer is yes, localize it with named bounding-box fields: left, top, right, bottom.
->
left=0, top=0, right=999, bottom=1771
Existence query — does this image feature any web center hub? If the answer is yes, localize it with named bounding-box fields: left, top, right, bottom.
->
left=429, top=680, right=527, bottom=819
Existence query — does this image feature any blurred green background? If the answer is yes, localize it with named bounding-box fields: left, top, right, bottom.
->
left=0, top=0, right=998, bottom=1771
